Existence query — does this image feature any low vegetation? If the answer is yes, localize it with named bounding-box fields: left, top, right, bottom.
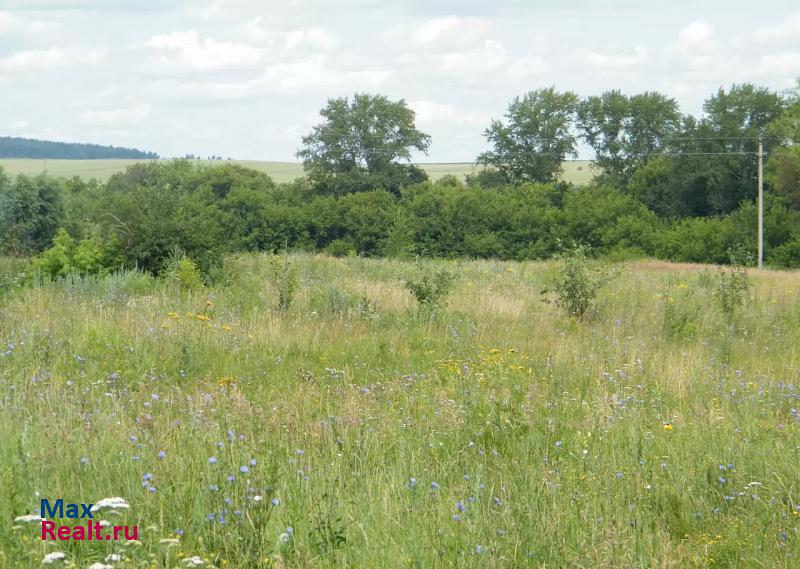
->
left=1, top=253, right=798, bottom=567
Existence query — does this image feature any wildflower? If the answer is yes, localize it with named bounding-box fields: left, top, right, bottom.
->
left=279, top=533, right=291, bottom=544
left=430, top=482, right=440, bottom=491
left=147, top=486, right=157, bottom=494
left=80, top=457, right=89, bottom=465
left=157, top=451, right=166, bottom=460
left=253, top=495, right=263, bottom=502
left=662, top=423, right=673, bottom=431
left=209, top=485, right=219, bottom=492
left=615, top=472, right=624, bottom=479
left=456, top=501, right=467, bottom=513
left=130, top=436, right=138, bottom=443
left=208, top=513, right=215, bottom=521
left=295, top=449, right=305, bottom=456
left=475, top=545, right=485, bottom=554
left=105, top=555, right=121, bottom=562
left=174, top=529, right=184, bottom=536
left=271, top=498, right=281, bottom=507
left=14, top=514, right=43, bottom=523
left=208, top=457, right=217, bottom=464
left=250, top=459, right=257, bottom=467
left=159, top=538, right=180, bottom=546
left=91, top=497, right=129, bottom=513
left=286, top=527, right=293, bottom=535
left=42, top=552, right=66, bottom=564
left=183, top=557, right=205, bottom=566
left=718, top=477, right=727, bottom=485
left=407, top=478, right=417, bottom=489
left=227, top=474, right=235, bottom=482
left=555, top=440, right=563, bottom=449
left=452, top=514, right=461, bottom=522
left=239, top=466, right=249, bottom=474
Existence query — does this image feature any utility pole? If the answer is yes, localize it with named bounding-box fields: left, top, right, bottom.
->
left=757, top=136, right=764, bottom=269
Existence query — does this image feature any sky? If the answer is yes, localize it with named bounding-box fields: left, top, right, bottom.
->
left=0, top=0, right=798, bottom=162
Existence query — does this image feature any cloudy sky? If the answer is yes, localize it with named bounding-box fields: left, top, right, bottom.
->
left=1, top=0, right=798, bottom=162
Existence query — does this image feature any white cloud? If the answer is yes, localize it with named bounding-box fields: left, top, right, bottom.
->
left=754, top=12, right=800, bottom=46
left=0, top=48, right=65, bottom=72
left=581, top=46, right=648, bottom=70
left=284, top=27, right=337, bottom=50
left=8, top=120, right=29, bottom=129
left=410, top=100, right=486, bottom=126
left=759, top=52, right=800, bottom=76
left=143, top=30, right=263, bottom=73
left=438, top=39, right=507, bottom=74
left=81, top=105, right=151, bottom=126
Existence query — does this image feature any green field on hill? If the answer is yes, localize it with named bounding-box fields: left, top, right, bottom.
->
left=0, top=159, right=596, bottom=185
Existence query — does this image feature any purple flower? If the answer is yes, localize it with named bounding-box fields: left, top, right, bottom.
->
left=431, top=482, right=440, bottom=491
left=239, top=466, right=249, bottom=474
left=209, top=485, right=219, bottom=492
left=208, top=457, right=218, bottom=464
left=271, top=498, right=281, bottom=506
left=456, top=501, right=467, bottom=513
left=157, top=451, right=166, bottom=460
left=250, top=459, right=257, bottom=467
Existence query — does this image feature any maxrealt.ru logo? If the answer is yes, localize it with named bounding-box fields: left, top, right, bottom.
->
left=39, top=497, right=138, bottom=541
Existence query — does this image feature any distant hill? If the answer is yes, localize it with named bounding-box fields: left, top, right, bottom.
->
left=0, top=136, right=158, bottom=160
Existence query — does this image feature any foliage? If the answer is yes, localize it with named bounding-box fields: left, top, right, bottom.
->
left=544, top=245, right=613, bottom=318
left=715, top=255, right=751, bottom=321
left=267, top=250, right=299, bottom=312
left=0, top=135, right=158, bottom=159
left=0, top=171, right=65, bottom=256
left=404, top=261, right=457, bottom=308
left=32, top=227, right=119, bottom=278
left=477, top=87, right=579, bottom=185
left=577, top=90, right=680, bottom=185
left=162, top=251, right=205, bottom=291
left=298, top=93, right=431, bottom=196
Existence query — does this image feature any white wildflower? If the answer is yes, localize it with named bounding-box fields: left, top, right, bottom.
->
left=42, top=551, right=66, bottom=564
left=88, top=564, right=113, bottom=569
left=159, top=538, right=180, bottom=545
left=104, top=554, right=121, bottom=562
left=91, top=498, right=129, bottom=513
left=279, top=532, right=291, bottom=544
left=14, top=514, right=43, bottom=523
left=183, top=556, right=204, bottom=566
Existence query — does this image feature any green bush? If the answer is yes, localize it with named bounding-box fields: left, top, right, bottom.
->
left=267, top=251, right=298, bottom=312
left=163, top=253, right=205, bottom=291
left=544, top=246, right=614, bottom=318
left=33, top=228, right=118, bottom=278
left=404, top=261, right=457, bottom=308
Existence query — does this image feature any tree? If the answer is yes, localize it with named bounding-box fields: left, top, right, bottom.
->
left=477, top=87, right=579, bottom=185
left=577, top=90, right=680, bottom=185
left=0, top=171, right=65, bottom=255
left=297, top=93, right=431, bottom=196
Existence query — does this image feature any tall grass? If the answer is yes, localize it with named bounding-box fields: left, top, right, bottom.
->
left=1, top=253, right=798, bottom=567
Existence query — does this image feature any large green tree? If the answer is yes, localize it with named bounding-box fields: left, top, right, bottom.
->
left=577, top=90, right=681, bottom=185
left=0, top=170, right=65, bottom=255
left=297, top=93, right=431, bottom=196
left=477, top=87, right=579, bottom=185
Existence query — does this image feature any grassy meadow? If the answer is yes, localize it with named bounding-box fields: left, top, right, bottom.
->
left=0, top=159, right=596, bottom=185
left=1, top=254, right=799, bottom=567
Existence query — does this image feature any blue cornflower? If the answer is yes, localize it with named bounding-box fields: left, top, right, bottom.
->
left=80, top=457, right=89, bottom=465
left=555, top=440, right=563, bottom=449
left=208, top=513, right=215, bottom=521
left=407, top=478, right=417, bottom=489
left=456, top=501, right=467, bottom=513
left=239, top=466, right=249, bottom=474
left=142, top=473, right=153, bottom=482
left=157, top=451, right=166, bottom=459
left=271, top=498, right=281, bottom=506
left=227, top=429, right=235, bottom=441
left=286, top=527, right=293, bottom=535
left=209, top=485, right=220, bottom=492
left=431, top=482, right=440, bottom=491
left=615, top=472, right=624, bottom=479
left=452, top=514, right=461, bottom=522
left=227, top=474, right=236, bottom=482
left=475, top=545, right=485, bottom=554
left=296, top=449, right=304, bottom=456
left=208, top=456, right=218, bottom=464
left=174, top=529, right=184, bottom=535
left=148, top=486, right=157, bottom=493
left=718, top=477, right=727, bottom=485
left=233, top=510, right=242, bottom=517
left=250, top=459, right=257, bottom=467
left=130, top=435, right=138, bottom=443
left=224, top=497, right=232, bottom=505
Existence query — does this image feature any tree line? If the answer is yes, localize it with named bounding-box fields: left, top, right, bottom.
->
left=1, top=81, right=798, bottom=274
left=0, top=136, right=159, bottom=160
